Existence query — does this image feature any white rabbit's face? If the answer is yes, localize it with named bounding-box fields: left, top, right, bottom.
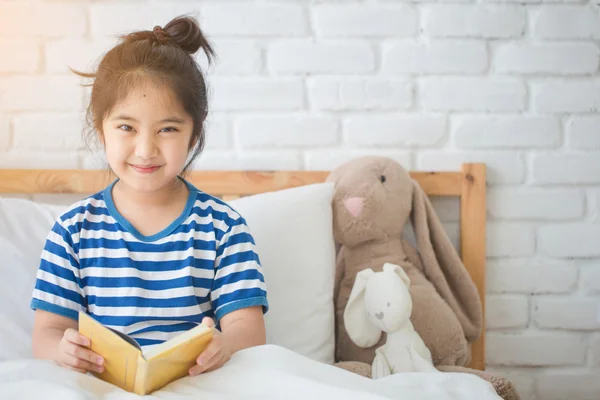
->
left=363, top=271, right=412, bottom=333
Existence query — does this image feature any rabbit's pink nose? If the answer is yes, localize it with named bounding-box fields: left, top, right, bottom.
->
left=343, top=197, right=364, bottom=217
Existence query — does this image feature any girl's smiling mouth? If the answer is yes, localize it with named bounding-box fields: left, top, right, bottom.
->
left=129, top=164, right=161, bottom=173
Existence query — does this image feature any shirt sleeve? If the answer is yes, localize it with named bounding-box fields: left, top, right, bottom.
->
left=211, top=217, right=268, bottom=324
left=30, top=219, right=86, bottom=321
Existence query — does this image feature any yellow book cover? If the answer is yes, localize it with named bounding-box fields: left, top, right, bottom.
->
left=78, top=311, right=214, bottom=395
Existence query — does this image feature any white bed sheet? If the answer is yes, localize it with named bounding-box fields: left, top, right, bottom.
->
left=0, top=345, right=501, bottom=400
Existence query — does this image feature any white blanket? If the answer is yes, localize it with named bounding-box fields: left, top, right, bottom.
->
left=0, top=345, right=501, bottom=400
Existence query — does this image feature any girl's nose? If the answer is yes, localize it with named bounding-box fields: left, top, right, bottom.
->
left=135, top=133, right=158, bottom=159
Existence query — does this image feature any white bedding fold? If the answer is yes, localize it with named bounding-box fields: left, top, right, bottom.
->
left=0, top=345, right=501, bottom=400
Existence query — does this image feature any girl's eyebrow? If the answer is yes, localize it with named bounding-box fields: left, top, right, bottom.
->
left=111, top=114, right=186, bottom=124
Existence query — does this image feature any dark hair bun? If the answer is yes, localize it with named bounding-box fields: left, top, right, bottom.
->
left=163, top=16, right=214, bottom=61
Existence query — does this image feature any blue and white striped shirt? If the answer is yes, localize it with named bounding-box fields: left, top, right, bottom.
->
left=30, top=178, right=268, bottom=350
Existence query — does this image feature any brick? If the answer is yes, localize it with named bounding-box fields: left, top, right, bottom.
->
left=567, top=116, right=600, bottom=150
left=199, top=4, right=307, bottom=37
left=268, top=41, right=375, bottom=74
left=486, top=333, right=587, bottom=366
left=306, top=150, right=412, bottom=171
left=313, top=5, right=417, bottom=37
left=592, top=191, right=600, bottom=224
left=591, top=335, right=600, bottom=366
left=486, top=295, right=529, bottom=329
left=200, top=40, right=262, bottom=75
left=0, top=40, right=39, bottom=73
left=488, top=188, right=584, bottom=220
left=0, top=152, right=79, bottom=169
left=420, top=78, right=526, bottom=112
left=203, top=114, right=231, bottom=150
left=90, top=4, right=196, bottom=37
left=532, top=80, right=600, bottom=113
left=538, top=225, right=600, bottom=258
left=80, top=153, right=107, bottom=170
left=0, top=77, right=82, bottom=112
left=533, top=6, right=600, bottom=39
left=0, top=115, right=9, bottom=150
left=235, top=116, right=339, bottom=148
left=533, top=298, right=600, bottom=330
left=12, top=113, right=85, bottom=150
left=453, top=116, right=560, bottom=149
left=210, top=79, right=304, bottom=111
left=580, top=262, right=600, bottom=295
left=0, top=3, right=86, bottom=37
left=422, top=5, right=525, bottom=38
left=487, top=260, right=577, bottom=294
left=536, top=371, right=600, bottom=400
left=383, top=41, right=487, bottom=74
left=533, top=154, right=600, bottom=184
left=239, top=151, right=303, bottom=171
left=45, top=39, right=117, bottom=74
left=343, top=116, right=446, bottom=147
left=190, top=151, right=239, bottom=171
left=308, top=77, right=412, bottom=111
left=495, top=43, right=599, bottom=74
left=418, top=152, right=525, bottom=184
left=487, top=222, right=535, bottom=257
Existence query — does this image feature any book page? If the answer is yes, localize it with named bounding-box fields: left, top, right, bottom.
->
left=78, top=312, right=142, bottom=393
left=141, top=325, right=213, bottom=394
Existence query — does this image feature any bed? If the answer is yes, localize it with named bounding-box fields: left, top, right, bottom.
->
left=0, top=163, right=497, bottom=399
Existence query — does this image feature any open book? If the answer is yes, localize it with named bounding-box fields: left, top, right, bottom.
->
left=78, top=311, right=214, bottom=395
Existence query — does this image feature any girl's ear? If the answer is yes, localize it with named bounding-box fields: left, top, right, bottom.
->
left=343, top=268, right=382, bottom=348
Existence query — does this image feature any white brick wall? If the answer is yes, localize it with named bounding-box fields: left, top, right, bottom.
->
left=1, top=1, right=599, bottom=398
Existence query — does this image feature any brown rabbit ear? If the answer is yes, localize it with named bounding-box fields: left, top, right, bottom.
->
left=410, top=180, right=483, bottom=342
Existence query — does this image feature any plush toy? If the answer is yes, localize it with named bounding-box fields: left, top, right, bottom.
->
left=344, top=263, right=438, bottom=378
left=327, top=156, right=521, bottom=400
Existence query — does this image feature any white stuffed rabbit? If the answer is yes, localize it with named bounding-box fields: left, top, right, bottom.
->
left=343, top=262, right=438, bottom=379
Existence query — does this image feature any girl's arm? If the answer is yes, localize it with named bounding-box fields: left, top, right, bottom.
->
left=189, top=306, right=265, bottom=375
left=32, top=310, right=104, bottom=373
left=220, top=305, right=266, bottom=353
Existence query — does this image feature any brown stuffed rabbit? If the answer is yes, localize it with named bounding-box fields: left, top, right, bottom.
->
left=327, top=156, right=520, bottom=400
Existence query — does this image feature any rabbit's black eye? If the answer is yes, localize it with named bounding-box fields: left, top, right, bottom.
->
left=380, top=175, right=386, bottom=183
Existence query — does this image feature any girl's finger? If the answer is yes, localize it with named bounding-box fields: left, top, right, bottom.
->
left=63, top=354, right=103, bottom=373
left=203, top=353, right=226, bottom=373
left=64, top=329, right=90, bottom=347
left=66, top=342, right=104, bottom=367
left=190, top=351, right=223, bottom=376
left=196, top=337, right=221, bottom=366
left=201, top=317, right=215, bottom=328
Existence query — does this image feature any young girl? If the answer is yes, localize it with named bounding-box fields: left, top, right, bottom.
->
left=30, top=16, right=268, bottom=377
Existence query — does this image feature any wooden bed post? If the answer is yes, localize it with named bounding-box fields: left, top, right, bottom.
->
left=461, top=163, right=487, bottom=370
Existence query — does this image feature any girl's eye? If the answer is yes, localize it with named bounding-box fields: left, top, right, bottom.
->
left=118, top=125, right=133, bottom=132
left=160, top=127, right=178, bottom=133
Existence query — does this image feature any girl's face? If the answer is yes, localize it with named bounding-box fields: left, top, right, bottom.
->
left=101, top=81, right=195, bottom=195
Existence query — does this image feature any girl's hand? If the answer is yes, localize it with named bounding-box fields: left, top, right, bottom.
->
left=189, top=317, right=231, bottom=376
left=55, top=328, right=104, bottom=374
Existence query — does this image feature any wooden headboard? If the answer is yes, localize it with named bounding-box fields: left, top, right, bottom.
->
left=0, top=163, right=486, bottom=370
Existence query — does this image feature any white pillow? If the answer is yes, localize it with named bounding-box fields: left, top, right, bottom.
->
left=0, top=198, right=67, bottom=360
left=230, top=183, right=336, bottom=364
left=0, top=182, right=337, bottom=364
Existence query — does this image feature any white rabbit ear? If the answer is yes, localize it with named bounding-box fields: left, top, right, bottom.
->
left=383, top=262, right=411, bottom=288
left=343, top=268, right=382, bottom=348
